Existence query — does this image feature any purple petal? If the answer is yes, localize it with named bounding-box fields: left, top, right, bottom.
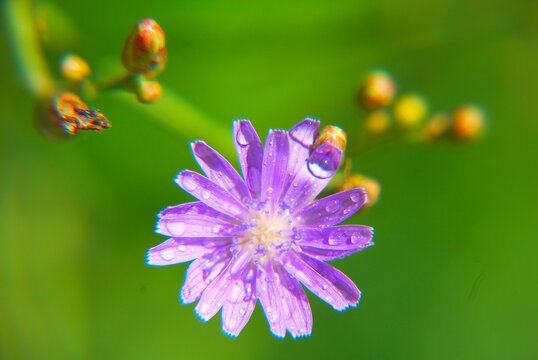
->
left=175, top=170, right=249, bottom=220
left=195, top=249, right=252, bottom=322
left=281, top=142, right=343, bottom=212
left=297, top=224, right=374, bottom=261
left=273, top=262, right=312, bottom=338
left=191, top=141, right=251, bottom=202
left=221, top=264, right=257, bottom=337
left=146, top=237, right=228, bottom=266
left=294, top=188, right=368, bottom=227
left=181, top=248, right=231, bottom=304
left=160, top=202, right=239, bottom=224
left=261, top=130, right=290, bottom=211
left=156, top=205, right=241, bottom=238
left=256, top=261, right=286, bottom=338
left=233, top=120, right=263, bottom=199
left=280, top=118, right=320, bottom=195
left=281, top=252, right=361, bottom=311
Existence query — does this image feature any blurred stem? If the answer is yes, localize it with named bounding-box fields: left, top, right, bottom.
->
left=3, top=0, right=56, bottom=97
left=93, top=72, right=131, bottom=92
left=114, top=85, right=235, bottom=158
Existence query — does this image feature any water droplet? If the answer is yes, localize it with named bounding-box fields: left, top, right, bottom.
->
left=201, top=189, right=211, bottom=200
left=183, top=286, right=191, bottom=298
left=236, top=127, right=249, bottom=147
left=350, top=191, right=362, bottom=203
left=328, top=231, right=343, bottom=245
left=177, top=244, right=186, bottom=252
left=350, top=234, right=360, bottom=244
left=307, top=144, right=342, bottom=179
left=160, top=248, right=175, bottom=261
left=239, top=308, right=246, bottom=315
left=168, top=222, right=185, bottom=235
left=325, top=200, right=340, bottom=213
left=322, top=284, right=328, bottom=290
left=181, top=174, right=198, bottom=191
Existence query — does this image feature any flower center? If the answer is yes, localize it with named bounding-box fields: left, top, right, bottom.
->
left=240, top=210, right=293, bottom=258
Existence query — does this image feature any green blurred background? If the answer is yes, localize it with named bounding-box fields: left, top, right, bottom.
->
left=1, top=0, right=536, bottom=359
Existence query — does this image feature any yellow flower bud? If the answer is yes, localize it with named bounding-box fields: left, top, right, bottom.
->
left=315, top=125, right=347, bottom=151
left=358, top=70, right=397, bottom=110
left=35, top=93, right=110, bottom=138
left=122, top=18, right=167, bottom=76
left=340, top=174, right=381, bottom=207
left=136, top=79, right=162, bottom=103
left=423, top=112, right=450, bottom=142
left=59, top=53, right=91, bottom=82
left=452, top=105, right=486, bottom=141
left=365, top=109, right=391, bottom=134
left=394, top=93, right=428, bottom=128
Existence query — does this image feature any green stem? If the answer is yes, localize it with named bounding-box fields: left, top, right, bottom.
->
left=3, top=0, right=56, bottom=97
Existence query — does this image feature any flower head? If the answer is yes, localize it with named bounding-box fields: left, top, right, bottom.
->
left=147, top=118, right=374, bottom=338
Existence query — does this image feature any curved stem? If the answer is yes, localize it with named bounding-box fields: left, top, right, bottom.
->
left=3, top=0, right=56, bottom=97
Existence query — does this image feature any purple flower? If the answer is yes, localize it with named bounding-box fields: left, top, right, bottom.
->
left=147, top=118, right=374, bottom=338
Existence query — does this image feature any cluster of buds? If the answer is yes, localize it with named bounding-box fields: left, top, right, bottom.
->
left=121, top=18, right=167, bottom=103
left=357, top=70, right=486, bottom=142
left=35, top=93, right=110, bottom=138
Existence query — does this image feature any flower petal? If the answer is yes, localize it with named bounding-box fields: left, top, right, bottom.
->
left=281, top=142, right=343, bottom=212
left=273, top=262, right=312, bottom=338
left=281, top=251, right=361, bottom=311
left=261, top=130, right=290, bottom=211
left=280, top=117, right=320, bottom=195
left=146, top=237, right=228, bottom=266
left=180, top=247, right=231, bottom=304
left=256, top=261, right=286, bottom=338
left=194, top=249, right=252, bottom=322
left=159, top=202, right=239, bottom=224
left=233, top=120, right=263, bottom=199
left=156, top=206, right=241, bottom=238
left=294, top=188, right=368, bottom=227
left=221, top=264, right=257, bottom=337
left=191, top=141, right=251, bottom=202
left=296, top=225, right=373, bottom=261
left=175, top=170, right=249, bottom=220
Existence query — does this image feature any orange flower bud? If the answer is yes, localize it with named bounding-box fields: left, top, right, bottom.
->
left=59, top=53, right=91, bottom=82
left=35, top=93, right=110, bottom=138
left=452, top=105, right=486, bottom=141
left=365, top=109, right=391, bottom=134
left=423, top=112, right=451, bottom=141
left=394, top=93, right=428, bottom=128
left=315, top=125, right=347, bottom=151
left=136, top=79, right=162, bottom=103
left=121, top=18, right=166, bottom=76
left=358, top=70, right=397, bottom=110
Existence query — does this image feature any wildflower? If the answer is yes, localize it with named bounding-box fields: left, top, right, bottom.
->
left=452, top=105, right=486, bottom=141
left=357, top=70, right=396, bottom=110
left=147, top=118, right=374, bottom=338
left=35, top=93, right=110, bottom=137
left=59, top=53, right=91, bottom=82
left=393, top=93, right=428, bottom=128
left=121, top=18, right=167, bottom=77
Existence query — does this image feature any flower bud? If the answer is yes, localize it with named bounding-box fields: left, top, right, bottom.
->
left=423, top=112, right=450, bottom=141
left=121, top=18, right=166, bottom=76
left=59, top=53, right=91, bottom=82
left=394, top=93, right=428, bottom=128
left=35, top=93, right=110, bottom=138
left=358, top=70, right=396, bottom=110
left=136, top=79, right=162, bottom=103
left=365, top=109, right=391, bottom=134
left=340, top=174, right=381, bottom=207
left=315, top=125, right=347, bottom=151
left=452, top=105, right=486, bottom=141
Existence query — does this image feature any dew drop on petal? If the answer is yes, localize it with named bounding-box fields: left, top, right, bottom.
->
left=239, top=307, right=246, bottom=315
left=201, top=189, right=211, bottom=200
left=328, top=231, right=343, bottom=245
left=183, top=286, right=191, bottom=298
left=177, top=244, right=186, bottom=252
left=325, top=200, right=340, bottom=213
left=160, top=248, right=175, bottom=261
left=181, top=174, right=198, bottom=191
left=167, top=222, right=185, bottom=235
left=236, top=128, right=249, bottom=147
left=322, top=284, right=328, bottom=290
left=350, top=191, right=362, bottom=203
left=307, top=145, right=341, bottom=179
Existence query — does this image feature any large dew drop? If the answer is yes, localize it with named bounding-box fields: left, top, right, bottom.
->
left=307, top=143, right=342, bottom=179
